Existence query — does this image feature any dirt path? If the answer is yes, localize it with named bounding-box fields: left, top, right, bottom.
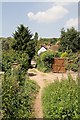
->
left=27, top=68, right=78, bottom=118
left=28, top=68, right=45, bottom=118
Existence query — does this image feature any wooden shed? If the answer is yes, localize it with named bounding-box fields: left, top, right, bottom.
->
left=52, top=58, right=66, bottom=73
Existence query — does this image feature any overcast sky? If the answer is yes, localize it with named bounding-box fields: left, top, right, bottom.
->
left=0, top=1, right=78, bottom=38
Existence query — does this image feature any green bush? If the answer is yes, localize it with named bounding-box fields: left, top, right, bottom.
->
left=54, top=51, right=62, bottom=57
left=61, top=51, right=68, bottom=58
left=37, top=50, right=54, bottom=72
left=2, top=49, right=40, bottom=119
left=65, top=52, right=79, bottom=72
left=2, top=51, right=13, bottom=72
left=71, top=64, right=78, bottom=72
left=2, top=50, right=29, bottom=73
left=2, top=72, right=39, bottom=119
left=17, top=51, right=29, bottom=72
left=42, top=74, right=80, bottom=119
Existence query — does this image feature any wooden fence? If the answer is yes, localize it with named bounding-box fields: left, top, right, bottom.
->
left=52, top=58, right=66, bottom=73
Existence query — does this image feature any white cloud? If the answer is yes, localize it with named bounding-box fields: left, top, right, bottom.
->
left=65, top=18, right=78, bottom=29
left=27, top=5, right=68, bottom=23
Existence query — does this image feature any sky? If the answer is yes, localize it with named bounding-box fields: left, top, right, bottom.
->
left=0, top=1, right=78, bottom=38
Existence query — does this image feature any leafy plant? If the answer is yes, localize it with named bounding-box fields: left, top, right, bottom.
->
left=2, top=71, right=39, bottom=119
left=61, top=51, right=68, bottom=58
left=42, top=75, right=80, bottom=119
left=65, top=52, right=79, bottom=72
left=54, top=51, right=62, bottom=57
left=37, top=50, right=54, bottom=72
left=2, top=35, right=40, bottom=119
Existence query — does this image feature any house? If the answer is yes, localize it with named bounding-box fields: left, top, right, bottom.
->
left=50, top=45, right=59, bottom=52
left=38, top=45, right=47, bottom=56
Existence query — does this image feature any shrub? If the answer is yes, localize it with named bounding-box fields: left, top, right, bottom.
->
left=54, top=51, right=62, bottom=57
left=37, top=50, right=54, bottom=72
left=17, top=51, right=29, bottom=72
left=61, top=51, right=68, bottom=58
left=2, top=50, right=29, bottom=73
left=42, top=75, right=80, bottom=119
left=65, top=52, right=79, bottom=72
left=2, top=71, right=39, bottom=119
left=71, top=64, right=78, bottom=72
left=2, top=48, right=40, bottom=119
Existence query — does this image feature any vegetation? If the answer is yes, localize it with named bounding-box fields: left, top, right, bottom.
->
left=64, top=50, right=79, bottom=72
left=2, top=50, right=29, bottom=73
left=1, top=24, right=80, bottom=119
left=35, top=37, right=59, bottom=54
left=39, top=38, right=59, bottom=45
left=2, top=48, right=40, bottom=119
left=42, top=74, right=80, bottom=119
left=0, top=73, right=3, bottom=120
left=36, top=50, right=54, bottom=72
left=34, top=27, right=79, bottom=73
left=1, top=24, right=40, bottom=119
left=2, top=71, right=39, bottom=119
left=59, top=27, right=80, bottom=52
left=12, top=24, right=36, bottom=66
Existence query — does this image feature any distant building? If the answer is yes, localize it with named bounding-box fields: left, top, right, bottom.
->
left=38, top=45, right=47, bottom=56
left=50, top=45, right=59, bottom=52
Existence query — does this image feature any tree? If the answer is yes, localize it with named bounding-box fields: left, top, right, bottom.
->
left=34, top=32, right=39, bottom=41
left=59, top=27, right=80, bottom=52
left=12, top=24, right=36, bottom=66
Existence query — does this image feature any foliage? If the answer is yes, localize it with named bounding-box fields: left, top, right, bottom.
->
left=17, top=51, right=29, bottom=72
left=65, top=52, right=79, bottom=72
left=2, top=37, right=40, bottom=119
left=2, top=50, right=14, bottom=72
left=2, top=71, right=39, bottom=119
left=2, top=37, right=15, bottom=51
left=42, top=74, right=80, bottom=119
left=35, top=38, right=59, bottom=54
left=61, top=51, right=68, bottom=58
left=66, top=63, right=78, bottom=72
left=34, top=32, right=39, bottom=41
left=70, top=64, right=78, bottom=72
left=0, top=73, right=4, bottom=120
left=54, top=51, right=62, bottom=57
left=36, top=50, right=54, bottom=72
left=12, top=24, right=36, bottom=66
left=39, top=38, right=60, bottom=45
left=2, top=50, right=29, bottom=73
left=59, top=27, right=80, bottom=52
